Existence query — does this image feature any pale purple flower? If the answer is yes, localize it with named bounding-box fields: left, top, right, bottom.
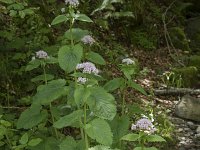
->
left=122, top=58, right=135, bottom=65
left=61, top=8, right=66, bottom=13
left=36, top=50, right=49, bottom=59
left=65, top=0, right=79, bottom=7
left=76, top=62, right=99, bottom=75
left=131, top=118, right=157, bottom=134
left=81, top=35, right=95, bottom=46
left=77, top=77, right=87, bottom=84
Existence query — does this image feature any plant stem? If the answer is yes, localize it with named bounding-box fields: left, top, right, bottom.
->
left=5, top=133, right=12, bottom=149
left=84, top=103, right=89, bottom=150
left=122, top=88, right=126, bottom=115
left=42, top=62, right=58, bottom=139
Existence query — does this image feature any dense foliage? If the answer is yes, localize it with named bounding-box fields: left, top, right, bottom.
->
left=0, top=0, right=200, bottom=150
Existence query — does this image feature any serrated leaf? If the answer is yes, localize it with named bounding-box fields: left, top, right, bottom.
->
left=31, top=74, right=54, bottom=82
left=110, top=115, right=130, bottom=145
left=30, top=137, right=59, bottom=150
left=128, top=81, right=147, bottom=95
left=121, top=133, right=139, bottom=141
left=74, top=85, right=91, bottom=106
left=51, top=15, right=68, bottom=25
left=59, top=136, right=77, bottom=150
left=58, top=44, right=83, bottom=73
left=146, top=135, right=166, bottom=142
left=134, top=147, right=158, bottom=150
left=25, top=59, right=41, bottom=71
left=86, top=51, right=106, bottom=65
left=87, top=87, right=116, bottom=120
left=85, top=118, right=113, bottom=146
left=53, top=110, right=83, bottom=129
left=89, top=145, right=119, bottom=150
left=64, top=28, right=89, bottom=41
left=75, top=14, right=93, bottom=22
left=19, top=133, right=29, bottom=145
left=28, top=138, right=42, bottom=146
left=104, top=78, right=124, bottom=92
left=33, top=79, right=66, bottom=105
left=17, top=104, right=47, bottom=129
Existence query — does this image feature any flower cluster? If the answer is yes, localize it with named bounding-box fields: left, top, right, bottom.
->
left=65, top=0, right=79, bottom=7
left=35, top=50, right=49, bottom=59
left=77, top=77, right=87, bottom=84
left=81, top=35, right=95, bottom=46
left=122, top=58, right=135, bottom=65
left=131, top=118, right=157, bottom=134
left=61, top=8, right=66, bottom=13
left=76, top=62, right=99, bottom=75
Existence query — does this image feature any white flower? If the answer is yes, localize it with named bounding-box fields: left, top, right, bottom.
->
left=122, top=58, right=135, bottom=65
left=81, top=35, right=95, bottom=46
left=76, top=62, right=99, bottom=75
left=32, top=56, right=35, bottom=60
left=65, top=0, right=79, bottom=7
left=61, top=8, right=66, bottom=13
left=36, top=50, right=49, bottom=59
left=77, top=77, right=87, bottom=84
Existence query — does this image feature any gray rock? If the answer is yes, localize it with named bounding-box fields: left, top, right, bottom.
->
left=195, top=133, right=200, bottom=140
left=174, top=95, right=200, bottom=122
left=187, top=121, right=197, bottom=130
left=196, top=126, right=200, bottom=134
left=170, top=117, right=185, bottom=124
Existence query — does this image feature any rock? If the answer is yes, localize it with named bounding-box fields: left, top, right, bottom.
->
left=187, top=121, right=197, bottom=130
left=174, top=95, right=200, bottom=122
left=195, top=133, right=200, bottom=140
left=196, top=126, right=200, bottom=134
left=170, top=117, right=185, bottom=124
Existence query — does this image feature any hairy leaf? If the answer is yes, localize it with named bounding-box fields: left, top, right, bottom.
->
left=85, top=118, right=113, bottom=146
left=121, top=133, right=139, bottom=141
left=58, top=44, right=83, bottom=73
left=86, top=51, right=106, bottom=65
left=51, top=15, right=68, bottom=25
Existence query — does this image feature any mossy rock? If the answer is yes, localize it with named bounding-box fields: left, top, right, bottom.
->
left=169, top=27, right=190, bottom=51
left=173, top=66, right=198, bottom=87
left=189, top=55, right=200, bottom=71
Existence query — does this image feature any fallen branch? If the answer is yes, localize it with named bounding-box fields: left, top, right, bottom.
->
left=154, top=88, right=200, bottom=96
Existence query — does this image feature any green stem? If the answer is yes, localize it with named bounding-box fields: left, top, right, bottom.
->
left=69, top=10, right=74, bottom=47
left=42, top=63, right=58, bottom=139
left=84, top=103, right=89, bottom=150
left=5, top=133, right=12, bottom=149
left=122, top=88, right=126, bottom=116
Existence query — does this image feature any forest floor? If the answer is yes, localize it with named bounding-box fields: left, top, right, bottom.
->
left=128, top=48, right=200, bottom=150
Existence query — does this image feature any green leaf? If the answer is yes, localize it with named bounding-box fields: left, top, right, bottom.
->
left=58, top=44, right=83, bottom=73
left=128, top=81, right=147, bottom=95
left=53, top=110, right=83, bottom=129
left=74, top=85, right=91, bottom=106
left=25, top=59, right=41, bottom=71
left=85, top=118, right=113, bottom=146
left=89, top=145, right=119, bottom=150
left=134, top=147, right=158, bottom=150
left=33, top=79, right=66, bottom=105
left=28, top=138, right=43, bottom=146
left=64, top=28, right=89, bottom=41
left=30, top=137, right=59, bottom=150
left=17, top=104, right=47, bottom=129
left=146, top=135, right=166, bottom=142
left=0, top=0, right=14, bottom=4
left=19, top=133, right=29, bottom=145
left=110, top=115, right=130, bottom=145
left=59, top=136, right=77, bottom=150
left=51, top=15, right=68, bottom=25
left=87, top=87, right=116, bottom=120
left=121, top=133, right=139, bottom=141
left=31, top=74, right=54, bottom=82
left=75, top=14, right=93, bottom=22
left=86, top=51, right=106, bottom=65
left=104, top=78, right=124, bottom=92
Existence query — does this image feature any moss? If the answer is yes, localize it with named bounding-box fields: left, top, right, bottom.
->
left=173, top=66, right=198, bottom=87
left=189, top=55, right=200, bottom=71
left=169, top=27, right=191, bottom=51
